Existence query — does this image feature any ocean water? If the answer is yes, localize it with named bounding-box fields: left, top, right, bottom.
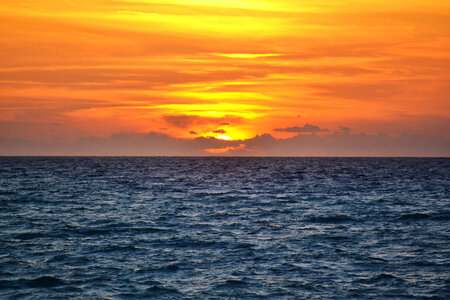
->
left=0, top=157, right=449, bottom=299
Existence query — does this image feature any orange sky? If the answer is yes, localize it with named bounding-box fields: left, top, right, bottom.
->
left=1, top=0, right=449, bottom=145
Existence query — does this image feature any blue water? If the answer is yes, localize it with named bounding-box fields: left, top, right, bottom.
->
left=0, top=157, right=449, bottom=299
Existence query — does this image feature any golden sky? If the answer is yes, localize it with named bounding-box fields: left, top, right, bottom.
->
left=1, top=0, right=449, bottom=145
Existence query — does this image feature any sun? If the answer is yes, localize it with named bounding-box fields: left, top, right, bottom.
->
left=217, top=135, right=231, bottom=140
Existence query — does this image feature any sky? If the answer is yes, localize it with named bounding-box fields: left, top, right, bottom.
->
left=0, top=0, right=449, bottom=155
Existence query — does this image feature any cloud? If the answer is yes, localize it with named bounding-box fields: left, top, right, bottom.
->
left=1, top=2, right=448, bottom=143
left=212, top=129, right=226, bottom=134
left=310, top=82, right=403, bottom=102
left=205, top=144, right=245, bottom=154
left=274, top=123, right=328, bottom=133
left=189, top=131, right=198, bottom=135
left=164, top=115, right=200, bottom=128
left=336, top=126, right=351, bottom=134
left=1, top=130, right=448, bottom=157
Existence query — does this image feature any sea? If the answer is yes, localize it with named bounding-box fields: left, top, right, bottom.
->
left=0, top=157, right=449, bottom=299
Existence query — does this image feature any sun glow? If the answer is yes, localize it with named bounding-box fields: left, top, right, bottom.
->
left=214, top=53, right=283, bottom=59
left=152, top=103, right=269, bottom=119
left=217, top=135, right=231, bottom=140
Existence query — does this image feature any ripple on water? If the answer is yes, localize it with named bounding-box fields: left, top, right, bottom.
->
left=0, top=157, right=448, bottom=299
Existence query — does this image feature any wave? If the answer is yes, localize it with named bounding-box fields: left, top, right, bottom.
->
left=396, top=212, right=449, bottom=222
left=305, top=214, right=355, bottom=223
left=0, top=276, right=65, bottom=289
left=357, top=273, right=405, bottom=285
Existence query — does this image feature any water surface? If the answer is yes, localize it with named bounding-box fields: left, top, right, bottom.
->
left=0, top=157, right=449, bottom=299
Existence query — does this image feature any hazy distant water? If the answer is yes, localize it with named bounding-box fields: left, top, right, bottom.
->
left=0, top=157, right=449, bottom=299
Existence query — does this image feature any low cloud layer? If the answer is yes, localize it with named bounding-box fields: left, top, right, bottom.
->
left=275, top=124, right=327, bottom=133
left=1, top=130, right=448, bottom=157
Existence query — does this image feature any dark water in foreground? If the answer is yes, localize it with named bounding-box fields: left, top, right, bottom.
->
left=0, top=157, right=449, bottom=299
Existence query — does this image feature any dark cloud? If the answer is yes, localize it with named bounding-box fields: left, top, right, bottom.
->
left=212, top=129, right=226, bottom=134
left=163, top=115, right=200, bottom=128
left=274, top=123, right=327, bottom=133
left=337, top=126, right=351, bottom=134
left=189, top=131, right=198, bottom=135
left=1, top=130, right=448, bottom=157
